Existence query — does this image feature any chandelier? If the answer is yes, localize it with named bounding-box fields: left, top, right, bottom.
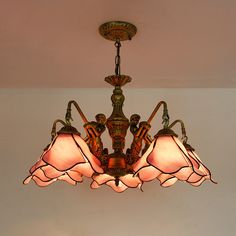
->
left=24, top=21, right=216, bottom=192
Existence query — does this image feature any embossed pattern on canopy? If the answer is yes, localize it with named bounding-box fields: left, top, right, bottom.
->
left=23, top=133, right=103, bottom=187
left=134, top=135, right=215, bottom=187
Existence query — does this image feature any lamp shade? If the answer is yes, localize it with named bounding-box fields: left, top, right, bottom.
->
left=90, top=173, right=142, bottom=193
left=184, top=144, right=216, bottom=186
left=24, top=129, right=104, bottom=187
left=134, top=129, right=210, bottom=187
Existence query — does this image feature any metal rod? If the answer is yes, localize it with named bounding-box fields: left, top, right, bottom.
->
left=144, top=134, right=153, bottom=145
left=51, top=119, right=67, bottom=140
left=168, top=119, right=187, bottom=140
left=66, top=100, right=88, bottom=124
left=147, top=101, right=168, bottom=125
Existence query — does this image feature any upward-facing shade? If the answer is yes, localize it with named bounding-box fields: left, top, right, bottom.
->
left=23, top=133, right=103, bottom=187
left=90, top=173, right=142, bottom=193
left=134, top=133, right=214, bottom=187
left=184, top=145, right=216, bottom=186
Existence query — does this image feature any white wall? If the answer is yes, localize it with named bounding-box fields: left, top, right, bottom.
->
left=0, top=88, right=235, bottom=236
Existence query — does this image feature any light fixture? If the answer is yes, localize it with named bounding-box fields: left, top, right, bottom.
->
left=24, top=21, right=216, bottom=192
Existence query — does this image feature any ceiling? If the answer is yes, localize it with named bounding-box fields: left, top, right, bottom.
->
left=0, top=0, right=236, bottom=88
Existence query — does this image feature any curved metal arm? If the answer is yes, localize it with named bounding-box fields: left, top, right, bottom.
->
left=65, top=100, right=88, bottom=125
left=128, top=101, right=169, bottom=162
left=147, top=101, right=169, bottom=128
left=169, top=119, right=188, bottom=142
left=51, top=119, right=67, bottom=140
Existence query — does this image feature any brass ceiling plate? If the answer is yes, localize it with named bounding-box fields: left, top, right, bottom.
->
left=99, top=21, right=137, bottom=41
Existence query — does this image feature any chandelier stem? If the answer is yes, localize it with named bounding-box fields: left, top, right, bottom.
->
left=65, top=100, right=88, bottom=125
left=106, top=85, right=129, bottom=153
left=168, top=119, right=188, bottom=142
left=147, top=101, right=169, bottom=128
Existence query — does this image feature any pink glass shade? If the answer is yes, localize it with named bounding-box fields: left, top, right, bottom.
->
left=134, top=134, right=215, bottom=187
left=90, top=173, right=142, bottom=193
left=185, top=145, right=217, bottom=186
left=23, top=133, right=104, bottom=187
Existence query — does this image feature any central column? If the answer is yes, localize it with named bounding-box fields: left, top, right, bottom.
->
left=104, top=75, right=131, bottom=176
left=106, top=84, right=129, bottom=153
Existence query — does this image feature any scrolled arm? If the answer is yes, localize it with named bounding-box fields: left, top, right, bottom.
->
left=51, top=119, right=67, bottom=140
left=168, top=119, right=188, bottom=142
left=147, top=101, right=169, bottom=128
left=65, top=100, right=88, bottom=125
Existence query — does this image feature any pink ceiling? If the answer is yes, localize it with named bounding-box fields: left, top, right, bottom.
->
left=0, top=0, right=236, bottom=88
